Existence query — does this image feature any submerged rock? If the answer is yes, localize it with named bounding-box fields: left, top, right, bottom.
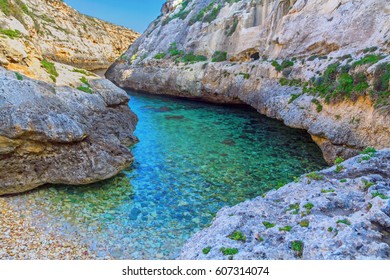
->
left=0, top=67, right=138, bottom=195
left=178, top=149, right=390, bottom=260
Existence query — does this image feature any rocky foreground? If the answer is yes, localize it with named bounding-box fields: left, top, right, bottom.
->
left=179, top=149, right=390, bottom=260
left=107, top=0, right=390, bottom=164
left=0, top=67, right=138, bottom=195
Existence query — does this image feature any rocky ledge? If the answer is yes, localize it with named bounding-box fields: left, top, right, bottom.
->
left=0, top=67, right=138, bottom=195
left=179, top=149, right=390, bottom=260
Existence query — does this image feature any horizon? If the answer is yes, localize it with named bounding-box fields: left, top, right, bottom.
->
left=64, top=0, right=166, bottom=33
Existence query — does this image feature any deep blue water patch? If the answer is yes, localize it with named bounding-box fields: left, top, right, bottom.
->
left=8, top=91, right=327, bottom=259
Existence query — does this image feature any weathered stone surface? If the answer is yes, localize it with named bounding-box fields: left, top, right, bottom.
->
left=179, top=149, right=390, bottom=260
left=106, top=0, right=390, bottom=163
left=0, top=67, right=138, bottom=195
left=0, top=0, right=139, bottom=71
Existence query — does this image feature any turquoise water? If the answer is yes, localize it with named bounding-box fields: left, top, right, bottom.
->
left=8, top=91, right=327, bottom=259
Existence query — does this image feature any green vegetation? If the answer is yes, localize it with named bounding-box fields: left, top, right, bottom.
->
left=335, top=164, right=344, bottom=173
left=77, top=85, right=93, bottom=94
left=372, top=63, right=390, bottom=107
left=340, top=179, right=347, bottom=183
left=0, top=28, right=21, bottom=39
left=202, top=247, right=211, bottom=254
left=0, top=0, right=10, bottom=15
left=311, top=98, right=323, bottom=112
left=291, top=241, right=304, bottom=258
left=363, top=46, right=378, bottom=53
left=224, top=0, right=241, bottom=4
left=255, top=234, right=264, bottom=242
left=303, top=203, right=314, bottom=211
left=182, top=53, right=207, bottom=63
left=212, top=51, right=227, bottom=62
left=353, top=54, right=384, bottom=67
left=288, top=93, right=301, bottom=104
left=328, top=227, right=334, bottom=232
left=360, top=147, right=377, bottom=159
left=280, top=78, right=302, bottom=87
left=41, top=59, right=58, bottom=77
left=40, top=59, right=59, bottom=82
left=362, top=180, right=374, bottom=190
left=321, top=189, right=335, bottom=193
left=279, top=226, right=292, bottom=232
left=287, top=203, right=300, bottom=215
left=334, top=157, right=344, bottom=164
left=80, top=76, right=90, bottom=87
left=228, top=230, right=246, bottom=242
left=168, top=43, right=184, bottom=57
left=163, top=0, right=190, bottom=25
left=306, top=172, right=324, bottom=180
left=72, top=68, right=95, bottom=76
left=299, top=220, right=309, bottom=227
left=189, top=1, right=222, bottom=25
left=154, top=52, right=167, bottom=60
left=14, top=72, right=23, bottom=80
left=220, top=247, right=238, bottom=256
left=262, top=221, right=276, bottom=229
left=272, top=60, right=294, bottom=72
left=0, top=0, right=41, bottom=32
left=371, top=192, right=389, bottom=199
left=77, top=75, right=93, bottom=94
left=226, top=18, right=238, bottom=37
left=337, top=219, right=351, bottom=226
left=239, top=72, right=250, bottom=79
left=279, top=53, right=386, bottom=107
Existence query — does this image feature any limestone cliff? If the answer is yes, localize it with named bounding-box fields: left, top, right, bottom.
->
left=106, top=0, right=390, bottom=163
left=0, top=0, right=139, bottom=81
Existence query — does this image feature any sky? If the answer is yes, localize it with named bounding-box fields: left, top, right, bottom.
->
left=64, top=0, right=166, bottom=33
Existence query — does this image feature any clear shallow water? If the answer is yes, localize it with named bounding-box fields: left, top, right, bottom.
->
left=8, top=91, right=327, bottom=259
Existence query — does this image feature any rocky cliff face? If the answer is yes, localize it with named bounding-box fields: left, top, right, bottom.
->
left=106, top=0, right=390, bottom=163
left=179, top=148, right=390, bottom=260
left=0, top=0, right=139, bottom=79
left=0, top=66, right=138, bottom=195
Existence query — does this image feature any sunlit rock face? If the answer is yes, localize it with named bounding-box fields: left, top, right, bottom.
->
left=107, top=0, right=390, bottom=164
left=0, top=0, right=139, bottom=78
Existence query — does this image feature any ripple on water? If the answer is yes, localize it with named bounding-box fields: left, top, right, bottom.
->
left=7, top=91, right=327, bottom=259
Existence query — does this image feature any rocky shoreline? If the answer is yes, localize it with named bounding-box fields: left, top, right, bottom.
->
left=0, top=196, right=97, bottom=260
left=179, top=149, right=390, bottom=260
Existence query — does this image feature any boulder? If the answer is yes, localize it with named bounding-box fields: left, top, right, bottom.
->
left=0, top=67, right=138, bottom=195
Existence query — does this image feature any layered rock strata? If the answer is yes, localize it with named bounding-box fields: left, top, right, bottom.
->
left=0, top=0, right=139, bottom=80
